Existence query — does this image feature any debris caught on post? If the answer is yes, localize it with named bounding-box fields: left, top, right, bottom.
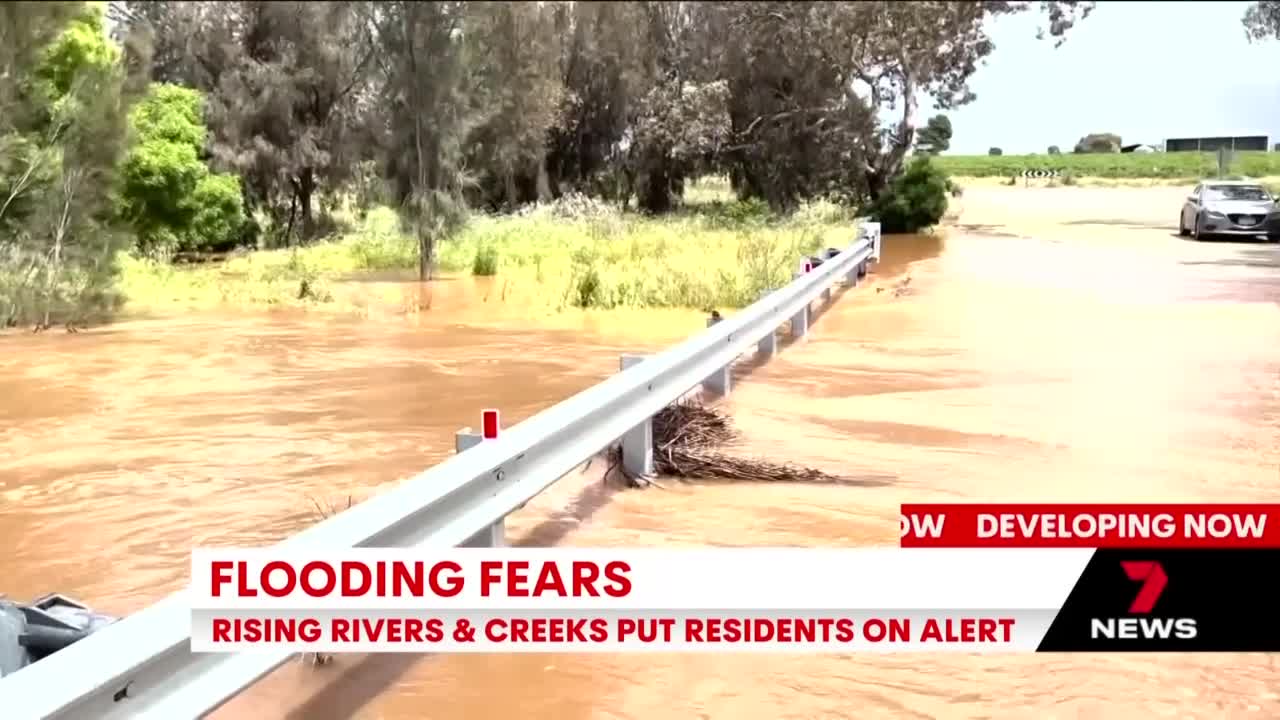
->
left=608, top=400, right=850, bottom=488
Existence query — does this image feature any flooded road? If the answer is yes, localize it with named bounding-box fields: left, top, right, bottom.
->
left=4, top=184, right=1280, bottom=718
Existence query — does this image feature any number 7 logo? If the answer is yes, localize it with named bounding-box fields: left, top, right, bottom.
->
left=1120, top=561, right=1168, bottom=614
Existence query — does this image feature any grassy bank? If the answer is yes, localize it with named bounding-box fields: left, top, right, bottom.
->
left=934, top=151, right=1280, bottom=180
left=119, top=181, right=855, bottom=315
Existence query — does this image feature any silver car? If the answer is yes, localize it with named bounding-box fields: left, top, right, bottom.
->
left=1179, top=180, right=1280, bottom=241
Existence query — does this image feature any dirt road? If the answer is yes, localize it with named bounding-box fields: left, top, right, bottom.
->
left=2, top=183, right=1278, bottom=719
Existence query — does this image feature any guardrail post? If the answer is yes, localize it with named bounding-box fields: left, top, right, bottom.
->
left=845, top=241, right=861, bottom=286
left=791, top=305, right=809, bottom=338
left=456, top=410, right=506, bottom=548
left=619, top=355, right=655, bottom=478
left=758, top=329, right=778, bottom=357
left=702, top=315, right=731, bottom=396
left=867, top=222, right=882, bottom=263
left=789, top=264, right=811, bottom=339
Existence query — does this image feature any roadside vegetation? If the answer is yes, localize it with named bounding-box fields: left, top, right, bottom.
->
left=935, top=151, right=1280, bottom=181
left=4, top=1, right=1103, bottom=329
left=119, top=180, right=851, bottom=313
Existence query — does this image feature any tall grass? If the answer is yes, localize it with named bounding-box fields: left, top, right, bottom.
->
left=119, top=181, right=855, bottom=314
left=935, top=151, right=1280, bottom=179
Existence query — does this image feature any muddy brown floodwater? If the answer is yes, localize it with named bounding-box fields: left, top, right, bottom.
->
left=3, top=184, right=1279, bottom=719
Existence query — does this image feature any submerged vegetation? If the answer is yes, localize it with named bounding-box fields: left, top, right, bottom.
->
left=119, top=179, right=850, bottom=313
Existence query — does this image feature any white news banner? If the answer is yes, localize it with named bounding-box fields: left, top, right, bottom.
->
left=192, top=608, right=1056, bottom=653
left=188, top=547, right=1092, bottom=653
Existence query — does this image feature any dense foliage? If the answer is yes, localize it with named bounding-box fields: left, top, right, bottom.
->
left=3, top=0, right=1104, bottom=326
left=1244, top=1, right=1280, bottom=40
left=866, top=158, right=956, bottom=234
left=119, top=84, right=244, bottom=256
left=0, top=3, right=148, bottom=328
left=915, top=115, right=953, bottom=156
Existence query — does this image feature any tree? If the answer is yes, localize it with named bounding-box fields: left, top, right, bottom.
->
left=1243, top=1, right=1280, bottom=40
left=0, top=2, right=150, bottom=328
left=1047, top=144, right=1061, bottom=154
left=542, top=2, right=650, bottom=204
left=370, top=1, right=473, bottom=281
left=988, top=147, right=1003, bottom=156
left=1073, top=132, right=1121, bottom=153
left=113, top=1, right=377, bottom=247
left=711, top=1, right=1092, bottom=210
left=463, top=2, right=564, bottom=210
left=107, top=1, right=209, bottom=84
left=620, top=2, right=732, bottom=213
left=915, top=114, right=952, bottom=155
left=118, top=83, right=245, bottom=256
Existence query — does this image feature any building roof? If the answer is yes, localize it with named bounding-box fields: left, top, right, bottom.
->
left=1164, top=133, right=1270, bottom=141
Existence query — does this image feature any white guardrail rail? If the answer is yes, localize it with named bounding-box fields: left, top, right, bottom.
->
left=0, top=223, right=882, bottom=720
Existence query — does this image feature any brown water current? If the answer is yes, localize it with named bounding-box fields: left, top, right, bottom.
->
left=2, top=184, right=1278, bottom=718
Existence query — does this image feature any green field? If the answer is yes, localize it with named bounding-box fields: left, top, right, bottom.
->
left=934, top=151, right=1280, bottom=179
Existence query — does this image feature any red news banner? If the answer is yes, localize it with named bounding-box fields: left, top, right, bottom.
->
left=899, top=503, right=1280, bottom=548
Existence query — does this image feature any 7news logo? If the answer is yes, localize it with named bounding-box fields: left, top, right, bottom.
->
left=1089, top=561, right=1199, bottom=640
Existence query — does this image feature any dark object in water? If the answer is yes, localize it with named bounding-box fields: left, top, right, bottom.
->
left=807, top=248, right=843, bottom=269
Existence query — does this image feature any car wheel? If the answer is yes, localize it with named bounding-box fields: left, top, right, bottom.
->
left=1192, top=214, right=1204, bottom=240
left=1269, top=234, right=1280, bottom=244
left=1178, top=213, right=1189, bottom=236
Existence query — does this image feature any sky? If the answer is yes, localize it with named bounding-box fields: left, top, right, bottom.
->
left=934, top=1, right=1280, bottom=154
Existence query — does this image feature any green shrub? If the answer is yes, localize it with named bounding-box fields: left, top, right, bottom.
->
left=472, top=245, right=499, bottom=276
left=118, top=84, right=246, bottom=256
left=865, top=157, right=954, bottom=234
left=34, top=5, right=119, bottom=98
left=988, top=147, right=1003, bottom=156
left=119, top=138, right=204, bottom=254
left=697, top=197, right=771, bottom=229
left=187, top=173, right=246, bottom=252
left=127, top=83, right=206, bottom=148
left=573, top=265, right=603, bottom=308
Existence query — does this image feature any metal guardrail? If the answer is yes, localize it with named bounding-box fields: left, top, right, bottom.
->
left=0, top=223, right=882, bottom=720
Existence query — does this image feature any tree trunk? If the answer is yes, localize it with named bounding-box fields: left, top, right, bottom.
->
left=417, top=223, right=432, bottom=282
left=283, top=191, right=298, bottom=248
left=868, top=71, right=917, bottom=203
left=638, top=165, right=674, bottom=214
left=297, top=169, right=316, bottom=241
left=504, top=169, right=518, bottom=211
left=535, top=149, right=552, bottom=202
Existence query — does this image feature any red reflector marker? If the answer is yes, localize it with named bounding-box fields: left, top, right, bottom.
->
left=803, top=261, right=812, bottom=273
left=481, top=409, right=500, bottom=440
